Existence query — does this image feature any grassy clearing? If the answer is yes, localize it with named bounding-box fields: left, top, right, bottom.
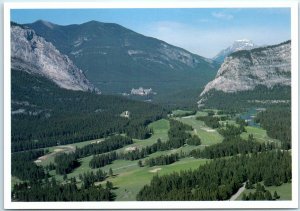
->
left=47, top=119, right=170, bottom=180
left=11, top=176, right=22, bottom=187
left=241, top=126, right=280, bottom=144
left=177, top=116, right=223, bottom=146
left=113, top=119, right=170, bottom=155
left=171, top=109, right=193, bottom=116
left=236, top=182, right=291, bottom=200
left=104, top=157, right=209, bottom=201
left=36, top=119, right=170, bottom=167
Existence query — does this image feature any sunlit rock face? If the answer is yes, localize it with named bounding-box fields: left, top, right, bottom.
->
left=201, top=41, right=291, bottom=96
left=11, top=24, right=97, bottom=92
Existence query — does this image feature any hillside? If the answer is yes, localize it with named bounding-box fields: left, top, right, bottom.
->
left=26, top=20, right=218, bottom=99
left=11, top=68, right=168, bottom=152
left=199, top=41, right=291, bottom=109
left=11, top=23, right=96, bottom=92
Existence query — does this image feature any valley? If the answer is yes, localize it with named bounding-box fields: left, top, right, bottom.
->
left=9, top=17, right=292, bottom=203
left=12, top=108, right=291, bottom=201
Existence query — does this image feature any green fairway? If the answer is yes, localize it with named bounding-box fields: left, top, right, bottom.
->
left=236, top=182, right=292, bottom=200
left=103, top=157, right=209, bottom=201
left=171, top=109, right=193, bottom=116
left=241, top=126, right=280, bottom=144
left=114, top=119, right=170, bottom=154
left=36, top=119, right=170, bottom=166
left=20, top=111, right=289, bottom=202
left=176, top=115, right=223, bottom=146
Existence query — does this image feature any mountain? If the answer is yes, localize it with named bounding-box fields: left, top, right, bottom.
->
left=199, top=40, right=291, bottom=108
left=11, top=68, right=167, bottom=152
left=11, top=23, right=96, bottom=92
left=212, top=39, right=257, bottom=63
left=25, top=20, right=218, bottom=98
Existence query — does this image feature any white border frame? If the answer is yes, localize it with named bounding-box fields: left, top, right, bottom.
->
left=3, top=0, right=299, bottom=209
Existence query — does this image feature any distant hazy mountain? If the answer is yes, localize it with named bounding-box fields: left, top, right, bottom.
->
left=213, top=39, right=257, bottom=63
left=26, top=20, right=218, bottom=97
left=11, top=23, right=96, bottom=92
left=199, top=40, right=291, bottom=107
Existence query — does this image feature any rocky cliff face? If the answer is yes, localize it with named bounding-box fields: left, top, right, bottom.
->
left=11, top=24, right=97, bottom=92
left=200, top=40, right=291, bottom=97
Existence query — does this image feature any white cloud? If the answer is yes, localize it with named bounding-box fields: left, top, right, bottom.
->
left=139, top=21, right=290, bottom=58
left=212, top=12, right=234, bottom=20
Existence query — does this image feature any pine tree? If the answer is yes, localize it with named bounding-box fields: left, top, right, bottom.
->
left=109, top=168, right=113, bottom=177
left=273, top=191, right=280, bottom=200
left=264, top=190, right=272, bottom=200
left=106, top=181, right=113, bottom=190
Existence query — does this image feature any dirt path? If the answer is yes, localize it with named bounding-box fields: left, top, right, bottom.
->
left=229, top=182, right=246, bottom=201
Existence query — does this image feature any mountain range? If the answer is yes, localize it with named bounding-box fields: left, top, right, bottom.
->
left=11, top=20, right=291, bottom=109
left=25, top=20, right=218, bottom=98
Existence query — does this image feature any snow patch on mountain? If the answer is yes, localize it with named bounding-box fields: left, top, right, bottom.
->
left=213, top=39, right=257, bottom=63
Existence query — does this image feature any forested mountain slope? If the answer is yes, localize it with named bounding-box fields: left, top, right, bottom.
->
left=26, top=20, right=218, bottom=97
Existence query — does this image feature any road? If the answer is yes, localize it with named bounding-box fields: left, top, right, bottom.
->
left=229, top=182, right=246, bottom=201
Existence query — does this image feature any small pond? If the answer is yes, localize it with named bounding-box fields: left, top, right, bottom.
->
left=239, top=108, right=265, bottom=127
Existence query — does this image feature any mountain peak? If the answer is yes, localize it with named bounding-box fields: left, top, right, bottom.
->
left=234, top=39, right=252, bottom=43
left=213, top=39, right=257, bottom=63
left=33, top=20, right=57, bottom=29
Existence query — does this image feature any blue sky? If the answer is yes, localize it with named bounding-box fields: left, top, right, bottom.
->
left=11, top=8, right=291, bottom=57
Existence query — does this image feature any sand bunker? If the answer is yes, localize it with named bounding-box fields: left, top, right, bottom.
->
left=125, top=146, right=137, bottom=152
left=54, top=148, right=64, bottom=152
left=149, top=168, right=162, bottom=173
left=91, top=140, right=104, bottom=144
left=201, top=128, right=216, bottom=132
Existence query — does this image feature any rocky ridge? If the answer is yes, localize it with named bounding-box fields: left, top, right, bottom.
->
left=200, top=40, right=291, bottom=97
left=11, top=24, right=97, bottom=92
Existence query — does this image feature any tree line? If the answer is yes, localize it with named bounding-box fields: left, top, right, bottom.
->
left=144, top=153, right=179, bottom=167
left=136, top=150, right=291, bottom=200
left=91, top=119, right=198, bottom=167
left=12, top=177, right=115, bottom=201
left=54, top=135, right=133, bottom=174
left=255, top=107, right=291, bottom=149
left=242, top=183, right=280, bottom=201
left=190, top=135, right=275, bottom=159
left=196, top=116, right=220, bottom=128
left=78, top=169, right=107, bottom=189
left=11, top=150, right=46, bottom=182
left=201, top=85, right=291, bottom=111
